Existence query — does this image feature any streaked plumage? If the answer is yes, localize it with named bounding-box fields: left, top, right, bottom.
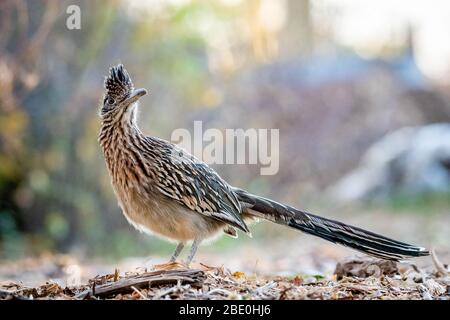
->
left=99, top=64, right=429, bottom=264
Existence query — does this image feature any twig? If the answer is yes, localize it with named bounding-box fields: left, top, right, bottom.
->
left=251, top=281, right=277, bottom=299
left=0, top=289, right=32, bottom=300
left=431, top=249, right=449, bottom=277
left=207, top=288, right=233, bottom=297
left=131, top=286, right=148, bottom=300
left=152, top=283, right=190, bottom=300
left=0, top=289, right=14, bottom=299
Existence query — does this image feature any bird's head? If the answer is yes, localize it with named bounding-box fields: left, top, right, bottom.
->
left=101, top=64, right=147, bottom=117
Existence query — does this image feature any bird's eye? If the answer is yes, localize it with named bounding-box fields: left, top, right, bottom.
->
left=108, top=98, right=115, bottom=105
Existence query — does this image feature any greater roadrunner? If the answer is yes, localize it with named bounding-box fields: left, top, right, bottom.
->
left=99, top=64, right=429, bottom=265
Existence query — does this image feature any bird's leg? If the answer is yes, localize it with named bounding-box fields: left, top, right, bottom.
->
left=186, top=238, right=201, bottom=266
left=169, top=242, right=185, bottom=263
left=152, top=242, right=186, bottom=271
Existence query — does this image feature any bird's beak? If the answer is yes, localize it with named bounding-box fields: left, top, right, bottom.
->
left=124, top=88, right=148, bottom=105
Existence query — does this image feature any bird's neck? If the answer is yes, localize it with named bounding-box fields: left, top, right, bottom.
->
left=120, top=103, right=139, bottom=131
left=99, top=103, right=143, bottom=152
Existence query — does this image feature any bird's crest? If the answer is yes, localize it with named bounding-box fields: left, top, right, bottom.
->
left=104, top=64, right=134, bottom=100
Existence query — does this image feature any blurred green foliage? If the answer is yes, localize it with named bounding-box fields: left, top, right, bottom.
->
left=0, top=0, right=252, bottom=258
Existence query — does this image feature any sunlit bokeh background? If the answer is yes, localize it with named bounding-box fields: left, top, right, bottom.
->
left=1, top=0, right=450, bottom=277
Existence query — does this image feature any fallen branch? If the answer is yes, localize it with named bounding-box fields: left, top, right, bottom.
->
left=76, top=269, right=205, bottom=299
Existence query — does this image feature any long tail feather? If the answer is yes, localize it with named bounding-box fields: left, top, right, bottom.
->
left=235, top=189, right=429, bottom=261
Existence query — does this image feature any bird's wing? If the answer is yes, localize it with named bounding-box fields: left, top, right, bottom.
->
left=148, top=138, right=249, bottom=233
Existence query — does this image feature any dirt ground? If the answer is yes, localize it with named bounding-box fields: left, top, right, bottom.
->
left=1, top=211, right=449, bottom=300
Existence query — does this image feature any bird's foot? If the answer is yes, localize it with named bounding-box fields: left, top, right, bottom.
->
left=151, top=261, right=189, bottom=271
